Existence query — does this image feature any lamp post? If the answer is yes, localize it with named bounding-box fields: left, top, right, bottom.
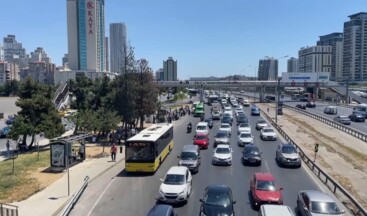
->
left=248, top=65, right=257, bottom=101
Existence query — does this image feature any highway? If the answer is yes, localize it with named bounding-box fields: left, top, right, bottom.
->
left=68, top=101, right=340, bottom=216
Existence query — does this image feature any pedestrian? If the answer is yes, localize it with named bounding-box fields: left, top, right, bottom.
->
left=79, top=144, right=85, bottom=161
left=267, top=107, right=269, bottom=113
left=110, top=143, right=117, bottom=162
left=6, top=139, right=10, bottom=157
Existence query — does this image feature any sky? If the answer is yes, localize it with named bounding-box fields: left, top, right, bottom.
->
left=0, top=0, right=366, bottom=79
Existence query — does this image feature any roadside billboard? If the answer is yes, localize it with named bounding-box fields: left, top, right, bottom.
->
left=281, top=72, right=330, bottom=83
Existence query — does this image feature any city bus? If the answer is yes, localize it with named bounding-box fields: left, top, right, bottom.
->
left=194, top=102, right=204, bottom=117
left=125, top=123, right=174, bottom=172
left=208, top=95, right=219, bottom=105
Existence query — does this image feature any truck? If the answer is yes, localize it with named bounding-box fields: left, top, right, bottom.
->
left=194, top=102, right=205, bottom=117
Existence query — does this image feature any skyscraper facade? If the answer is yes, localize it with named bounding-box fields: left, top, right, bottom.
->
left=67, top=0, right=106, bottom=72
left=30, top=47, right=51, bottom=63
left=258, top=58, right=278, bottom=80
left=163, top=57, right=177, bottom=81
left=317, top=33, right=343, bottom=80
left=104, top=36, right=109, bottom=71
left=155, top=68, right=164, bottom=81
left=109, top=23, right=127, bottom=73
left=298, top=46, right=332, bottom=72
left=0, top=44, right=4, bottom=61
left=343, top=12, right=367, bottom=81
left=287, top=57, right=299, bottom=72
left=3, top=35, right=28, bottom=68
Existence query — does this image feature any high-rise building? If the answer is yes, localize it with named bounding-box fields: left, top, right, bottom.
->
left=21, top=62, right=56, bottom=85
left=30, top=47, right=51, bottom=63
left=287, top=57, right=299, bottom=72
left=343, top=12, right=367, bottom=81
left=67, top=0, right=106, bottom=72
left=3, top=35, right=28, bottom=68
left=163, top=57, right=177, bottom=81
left=105, top=36, right=109, bottom=71
left=0, top=62, right=20, bottom=84
left=317, top=33, right=343, bottom=80
left=62, top=54, right=69, bottom=67
left=258, top=58, right=278, bottom=80
left=0, top=44, right=4, bottom=61
left=109, top=22, right=127, bottom=73
left=298, top=46, right=332, bottom=72
left=155, top=68, right=163, bottom=81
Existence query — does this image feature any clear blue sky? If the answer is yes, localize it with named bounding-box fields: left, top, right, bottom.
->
left=0, top=0, right=366, bottom=79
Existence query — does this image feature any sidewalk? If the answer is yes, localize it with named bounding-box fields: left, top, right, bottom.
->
left=11, top=146, right=125, bottom=216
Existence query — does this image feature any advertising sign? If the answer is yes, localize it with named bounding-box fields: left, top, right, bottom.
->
left=51, top=144, right=65, bottom=167
left=281, top=72, right=330, bottom=83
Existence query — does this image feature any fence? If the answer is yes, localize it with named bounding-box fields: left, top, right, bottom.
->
left=60, top=176, right=89, bottom=216
left=0, top=203, right=18, bottom=216
left=257, top=105, right=367, bottom=216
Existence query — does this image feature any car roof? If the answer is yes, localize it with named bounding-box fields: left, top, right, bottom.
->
left=244, top=144, right=258, bottom=150
left=261, top=205, right=294, bottom=216
left=182, top=145, right=199, bottom=152
left=280, top=143, right=296, bottom=148
left=167, top=166, right=188, bottom=175
left=262, top=127, right=273, bottom=130
left=257, top=119, right=266, bottom=123
left=220, top=123, right=230, bottom=126
left=300, top=190, right=335, bottom=202
left=216, top=144, right=230, bottom=149
left=254, top=172, right=276, bottom=181
left=197, top=122, right=208, bottom=126
left=146, top=204, right=173, bottom=216
left=217, top=131, right=229, bottom=135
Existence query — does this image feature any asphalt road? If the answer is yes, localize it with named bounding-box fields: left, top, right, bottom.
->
left=69, top=101, right=341, bottom=216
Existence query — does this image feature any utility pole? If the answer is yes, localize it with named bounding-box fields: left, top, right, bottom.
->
left=275, top=77, right=281, bottom=123
left=345, top=79, right=349, bottom=104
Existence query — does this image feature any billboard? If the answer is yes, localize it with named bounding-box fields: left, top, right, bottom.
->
left=281, top=72, right=330, bottom=83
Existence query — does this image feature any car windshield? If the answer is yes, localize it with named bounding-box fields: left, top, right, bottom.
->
left=213, top=111, right=220, bottom=114
left=239, top=123, right=249, bottom=128
left=204, top=190, right=231, bottom=206
left=197, top=126, right=207, bottom=130
left=282, top=146, right=297, bottom=154
left=163, top=174, right=185, bottom=185
left=257, top=120, right=266, bottom=124
left=311, top=201, right=341, bottom=214
left=216, top=133, right=228, bottom=138
left=263, top=128, right=274, bottom=133
left=341, top=117, right=350, bottom=120
left=180, top=152, right=197, bottom=160
left=256, top=180, right=277, bottom=191
left=252, top=108, right=259, bottom=111
left=216, top=148, right=230, bottom=154
left=245, top=147, right=259, bottom=154
left=196, top=135, right=207, bottom=140
left=221, top=124, right=230, bottom=128
left=240, top=133, right=251, bottom=138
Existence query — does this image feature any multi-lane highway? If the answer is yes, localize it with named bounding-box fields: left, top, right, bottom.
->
left=68, top=101, right=348, bottom=216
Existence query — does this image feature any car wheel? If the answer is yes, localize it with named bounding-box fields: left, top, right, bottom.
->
left=258, top=161, right=262, bottom=166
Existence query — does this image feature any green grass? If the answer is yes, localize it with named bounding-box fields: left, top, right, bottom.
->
left=0, top=150, right=50, bottom=203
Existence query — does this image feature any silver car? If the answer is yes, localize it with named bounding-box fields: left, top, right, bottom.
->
left=276, top=143, right=301, bottom=168
left=256, top=119, right=268, bottom=130
left=333, top=115, right=351, bottom=125
left=297, top=190, right=346, bottom=216
left=214, top=131, right=230, bottom=147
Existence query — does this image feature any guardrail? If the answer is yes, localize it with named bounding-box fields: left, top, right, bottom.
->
left=0, top=203, right=18, bottom=216
left=257, top=106, right=367, bottom=215
left=60, top=176, right=89, bottom=216
left=283, top=104, right=367, bottom=142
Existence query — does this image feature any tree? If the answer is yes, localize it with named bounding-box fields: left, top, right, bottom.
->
left=8, top=79, right=64, bottom=148
left=4, top=80, right=20, bottom=96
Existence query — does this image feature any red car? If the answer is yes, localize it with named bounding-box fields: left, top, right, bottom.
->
left=250, top=172, right=283, bottom=208
left=193, top=133, right=209, bottom=149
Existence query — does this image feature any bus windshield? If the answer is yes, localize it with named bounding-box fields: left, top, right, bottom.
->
left=126, top=146, right=155, bottom=162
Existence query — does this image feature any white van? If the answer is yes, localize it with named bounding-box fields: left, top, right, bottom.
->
left=196, top=122, right=209, bottom=135
left=324, top=106, right=337, bottom=115
left=353, top=103, right=367, bottom=118
left=259, top=205, right=295, bottom=216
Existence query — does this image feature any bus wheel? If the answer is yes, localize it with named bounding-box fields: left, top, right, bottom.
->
left=159, top=157, right=162, bottom=166
left=169, top=145, right=172, bottom=152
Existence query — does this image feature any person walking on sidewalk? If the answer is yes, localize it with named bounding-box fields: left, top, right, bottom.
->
left=6, top=139, right=10, bottom=157
left=110, top=144, right=117, bottom=162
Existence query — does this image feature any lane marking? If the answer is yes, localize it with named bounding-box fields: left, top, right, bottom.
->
left=87, top=177, right=116, bottom=216
left=264, top=160, right=270, bottom=172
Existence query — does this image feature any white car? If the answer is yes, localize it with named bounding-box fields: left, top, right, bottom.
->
left=219, top=123, right=232, bottom=136
left=243, top=99, right=250, bottom=107
left=212, top=144, right=233, bottom=165
left=236, top=109, right=244, bottom=117
left=238, top=132, right=254, bottom=146
left=260, top=127, right=277, bottom=141
left=256, top=119, right=268, bottom=130
left=212, top=110, right=221, bottom=120
left=238, top=123, right=251, bottom=134
left=196, top=122, right=209, bottom=135
left=159, top=166, right=192, bottom=203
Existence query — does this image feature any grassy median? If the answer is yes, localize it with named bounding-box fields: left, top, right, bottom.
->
left=0, top=150, right=50, bottom=203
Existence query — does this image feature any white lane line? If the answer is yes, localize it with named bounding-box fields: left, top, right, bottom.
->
left=87, top=177, right=116, bottom=216
left=264, top=160, right=270, bottom=172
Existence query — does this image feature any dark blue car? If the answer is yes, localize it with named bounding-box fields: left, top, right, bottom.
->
left=251, top=106, right=260, bottom=116
left=0, top=127, right=11, bottom=138
left=146, top=204, right=177, bottom=216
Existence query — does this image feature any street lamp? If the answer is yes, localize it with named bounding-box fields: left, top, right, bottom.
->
left=248, top=65, right=257, bottom=101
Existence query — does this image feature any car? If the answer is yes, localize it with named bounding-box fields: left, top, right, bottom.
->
left=256, top=119, right=268, bottom=130
left=221, top=116, right=233, bottom=126
left=199, top=185, right=236, bottom=216
left=243, top=99, right=250, bottom=107
left=212, top=145, right=233, bottom=165
left=238, top=132, right=254, bottom=146
left=333, top=115, right=351, bottom=125
left=242, top=144, right=262, bottom=165
left=238, top=123, right=251, bottom=134
left=232, top=101, right=239, bottom=107
left=195, top=122, right=209, bottom=135
left=211, top=110, right=221, bottom=120
left=297, top=190, right=346, bottom=216
left=219, top=123, right=232, bottom=136
left=214, top=131, right=230, bottom=147
left=193, top=133, right=210, bottom=149
left=260, top=127, right=277, bottom=141
left=5, top=115, right=17, bottom=125
left=251, top=106, right=261, bottom=116
left=237, top=97, right=244, bottom=104
left=259, top=205, right=295, bottom=216
left=145, top=204, right=177, bottom=216
left=237, top=116, right=248, bottom=125
left=348, top=113, right=365, bottom=122
left=178, top=145, right=201, bottom=173
left=223, top=112, right=233, bottom=121
left=306, top=101, right=316, bottom=108
left=0, top=126, right=11, bottom=138
left=250, top=172, right=283, bottom=208
left=235, top=109, right=244, bottom=117
left=324, top=106, right=337, bottom=114
left=276, top=143, right=301, bottom=168
left=296, top=104, right=306, bottom=110
left=237, top=112, right=247, bottom=120
left=204, top=118, right=214, bottom=129
left=158, top=166, right=192, bottom=204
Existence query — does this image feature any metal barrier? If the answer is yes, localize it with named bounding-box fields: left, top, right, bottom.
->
left=257, top=106, right=367, bottom=216
left=283, top=104, right=367, bottom=142
left=60, top=176, right=89, bottom=216
left=0, top=203, right=18, bottom=216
